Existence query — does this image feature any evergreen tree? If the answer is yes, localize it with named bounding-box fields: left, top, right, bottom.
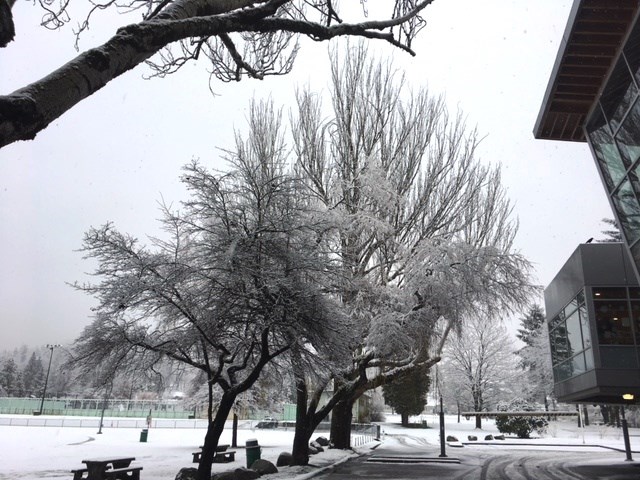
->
left=22, top=353, right=45, bottom=397
left=516, top=305, right=554, bottom=406
left=598, top=218, right=623, bottom=243
left=517, top=305, right=546, bottom=350
left=0, top=358, right=19, bottom=396
left=383, top=366, right=430, bottom=427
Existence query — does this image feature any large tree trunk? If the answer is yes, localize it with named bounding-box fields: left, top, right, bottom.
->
left=197, top=391, right=236, bottom=480
left=330, top=399, right=353, bottom=449
left=401, top=412, right=409, bottom=427
left=291, top=379, right=311, bottom=466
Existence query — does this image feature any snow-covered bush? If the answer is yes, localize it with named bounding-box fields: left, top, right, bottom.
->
left=495, top=399, right=548, bottom=439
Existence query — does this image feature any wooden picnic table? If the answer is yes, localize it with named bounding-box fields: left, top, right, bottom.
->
left=192, top=444, right=235, bottom=463
left=79, top=456, right=140, bottom=480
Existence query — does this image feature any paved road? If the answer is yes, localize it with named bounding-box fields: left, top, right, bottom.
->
left=313, top=433, right=640, bottom=480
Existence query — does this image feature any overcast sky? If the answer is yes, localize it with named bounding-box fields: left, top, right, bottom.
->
left=0, top=0, right=613, bottom=350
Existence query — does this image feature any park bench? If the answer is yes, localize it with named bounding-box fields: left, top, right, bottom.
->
left=192, top=444, right=236, bottom=463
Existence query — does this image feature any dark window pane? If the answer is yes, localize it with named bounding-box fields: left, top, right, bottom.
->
left=631, top=242, right=640, bottom=279
left=601, top=56, right=638, bottom=132
left=587, top=106, right=627, bottom=191
left=600, top=346, right=638, bottom=369
left=630, top=287, right=640, bottom=299
left=593, top=287, right=628, bottom=299
left=566, top=310, right=583, bottom=354
left=594, top=299, right=634, bottom=345
left=612, top=179, right=640, bottom=245
left=577, top=290, right=585, bottom=305
left=550, top=322, right=570, bottom=363
left=579, top=305, right=592, bottom=349
left=632, top=300, right=640, bottom=344
left=616, top=98, right=640, bottom=167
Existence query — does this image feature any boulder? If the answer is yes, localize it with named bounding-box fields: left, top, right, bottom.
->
left=308, top=444, right=319, bottom=455
left=484, top=434, right=494, bottom=441
left=250, top=459, right=278, bottom=475
left=310, top=441, right=324, bottom=452
left=315, top=436, right=330, bottom=447
left=446, top=435, right=458, bottom=442
left=175, top=467, right=197, bottom=480
left=467, top=435, right=477, bottom=441
left=494, top=435, right=505, bottom=440
left=276, top=452, right=293, bottom=467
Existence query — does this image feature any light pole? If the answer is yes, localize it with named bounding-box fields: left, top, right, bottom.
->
left=439, top=395, right=447, bottom=458
left=621, top=405, right=633, bottom=461
left=38, top=344, right=61, bottom=415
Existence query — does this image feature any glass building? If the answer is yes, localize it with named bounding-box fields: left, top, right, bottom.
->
left=535, top=1, right=640, bottom=279
left=545, top=243, right=640, bottom=403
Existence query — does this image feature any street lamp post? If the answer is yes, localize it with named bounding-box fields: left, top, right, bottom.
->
left=621, top=406, right=633, bottom=461
left=439, top=395, right=447, bottom=458
left=38, top=344, right=61, bottom=415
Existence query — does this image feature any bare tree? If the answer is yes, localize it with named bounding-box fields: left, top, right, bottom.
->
left=442, top=315, right=518, bottom=429
left=0, top=0, right=435, bottom=148
left=68, top=100, right=344, bottom=480
left=290, top=44, right=535, bottom=451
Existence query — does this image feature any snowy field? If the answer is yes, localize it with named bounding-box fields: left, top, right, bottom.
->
left=0, top=413, right=638, bottom=480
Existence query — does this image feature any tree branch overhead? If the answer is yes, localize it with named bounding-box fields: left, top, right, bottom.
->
left=0, top=0, right=435, bottom=148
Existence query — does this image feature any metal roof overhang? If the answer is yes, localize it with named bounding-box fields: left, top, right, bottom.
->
left=534, top=0, right=639, bottom=142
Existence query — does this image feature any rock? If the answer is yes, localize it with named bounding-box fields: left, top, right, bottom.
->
left=494, top=435, right=505, bottom=440
left=212, top=468, right=260, bottom=480
left=308, top=444, right=319, bottom=455
left=446, top=435, right=458, bottom=442
left=484, top=435, right=494, bottom=441
left=175, top=467, right=197, bottom=480
left=315, top=436, right=330, bottom=447
left=276, top=452, right=293, bottom=467
left=250, top=459, right=278, bottom=475
left=467, top=435, right=477, bottom=441
left=310, top=441, right=324, bottom=452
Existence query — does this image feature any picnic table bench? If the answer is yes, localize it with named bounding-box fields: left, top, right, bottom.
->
left=192, top=444, right=236, bottom=463
left=71, top=456, right=142, bottom=480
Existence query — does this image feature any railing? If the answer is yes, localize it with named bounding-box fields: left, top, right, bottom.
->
left=0, top=416, right=210, bottom=428
left=351, top=423, right=379, bottom=446
left=0, top=397, right=195, bottom=418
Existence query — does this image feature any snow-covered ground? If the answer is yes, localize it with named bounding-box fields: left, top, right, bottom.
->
left=0, top=412, right=637, bottom=480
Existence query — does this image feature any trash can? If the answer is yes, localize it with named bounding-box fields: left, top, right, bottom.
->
left=245, top=438, right=261, bottom=468
left=139, top=428, right=148, bottom=443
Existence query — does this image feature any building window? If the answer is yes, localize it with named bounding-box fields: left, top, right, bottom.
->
left=549, top=289, right=593, bottom=382
left=588, top=107, right=627, bottom=192
left=612, top=178, right=640, bottom=245
left=616, top=98, right=640, bottom=167
left=594, top=299, right=634, bottom=345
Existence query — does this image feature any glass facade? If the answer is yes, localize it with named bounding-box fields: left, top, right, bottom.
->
left=549, top=289, right=594, bottom=382
left=550, top=286, right=640, bottom=383
left=586, top=18, right=640, bottom=272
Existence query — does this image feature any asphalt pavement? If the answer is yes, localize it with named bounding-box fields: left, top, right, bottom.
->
left=311, top=439, right=640, bottom=480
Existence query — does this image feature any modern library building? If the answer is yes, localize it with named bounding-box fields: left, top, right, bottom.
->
left=536, top=1, right=640, bottom=404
